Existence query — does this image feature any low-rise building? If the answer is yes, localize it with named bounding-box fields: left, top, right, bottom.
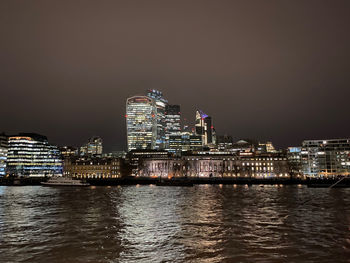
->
left=138, top=152, right=290, bottom=178
left=63, top=157, right=122, bottom=178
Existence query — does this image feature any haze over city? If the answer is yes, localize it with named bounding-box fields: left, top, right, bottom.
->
left=2, top=0, right=350, bottom=151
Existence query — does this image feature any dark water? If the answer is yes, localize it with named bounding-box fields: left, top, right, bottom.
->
left=0, top=185, right=349, bottom=263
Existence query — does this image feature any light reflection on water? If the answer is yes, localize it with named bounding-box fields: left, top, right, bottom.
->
left=0, top=185, right=349, bottom=263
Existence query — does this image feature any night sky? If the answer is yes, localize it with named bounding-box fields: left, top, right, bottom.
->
left=1, top=0, right=350, bottom=152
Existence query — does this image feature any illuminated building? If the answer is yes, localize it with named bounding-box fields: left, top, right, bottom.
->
left=301, top=139, right=350, bottom=178
left=0, top=133, right=8, bottom=176
left=126, top=96, right=157, bottom=151
left=217, top=135, right=233, bottom=151
left=80, top=136, right=103, bottom=157
left=165, top=104, right=181, bottom=149
left=7, top=133, right=62, bottom=177
left=195, top=110, right=213, bottom=146
left=287, top=147, right=302, bottom=177
left=60, top=146, right=78, bottom=158
left=258, top=141, right=276, bottom=153
left=146, top=89, right=168, bottom=150
left=168, top=134, right=182, bottom=154
left=63, top=157, right=122, bottom=178
left=139, top=152, right=290, bottom=178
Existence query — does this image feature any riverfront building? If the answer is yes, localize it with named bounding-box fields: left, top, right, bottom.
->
left=63, top=157, right=122, bottom=178
left=0, top=133, right=8, bottom=176
left=138, top=152, right=290, bottom=178
left=126, top=96, right=157, bottom=151
left=287, top=147, right=303, bottom=177
left=7, top=133, right=62, bottom=177
left=301, top=139, right=350, bottom=177
left=80, top=136, right=103, bottom=156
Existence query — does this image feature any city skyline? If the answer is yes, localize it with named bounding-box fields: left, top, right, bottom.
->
left=2, top=1, right=350, bottom=152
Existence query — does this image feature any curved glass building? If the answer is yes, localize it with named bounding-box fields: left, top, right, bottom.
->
left=7, top=133, right=63, bottom=177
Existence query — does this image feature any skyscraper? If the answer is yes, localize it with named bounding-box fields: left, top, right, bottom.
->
left=195, top=110, right=212, bottom=146
left=80, top=136, right=103, bottom=156
left=126, top=96, right=157, bottom=151
left=0, top=133, right=8, bottom=177
left=7, top=133, right=62, bottom=177
left=146, top=89, right=168, bottom=150
left=165, top=104, right=181, bottom=149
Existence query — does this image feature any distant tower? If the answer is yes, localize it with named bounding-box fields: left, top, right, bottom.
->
left=126, top=96, right=157, bottom=151
left=146, top=89, right=168, bottom=150
left=165, top=104, right=181, bottom=149
left=195, top=110, right=212, bottom=146
left=80, top=136, right=103, bottom=156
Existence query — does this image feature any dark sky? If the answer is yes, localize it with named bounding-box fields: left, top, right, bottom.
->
left=1, top=0, right=350, bottom=152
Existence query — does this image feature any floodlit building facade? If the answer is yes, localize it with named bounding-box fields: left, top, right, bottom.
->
left=7, top=133, right=62, bottom=177
left=0, top=133, right=8, bottom=176
left=301, top=139, right=350, bottom=177
left=126, top=96, right=157, bottom=151
left=195, top=110, right=213, bottom=146
left=63, top=157, right=122, bottom=178
left=139, top=152, right=290, bottom=178
left=80, top=136, right=103, bottom=157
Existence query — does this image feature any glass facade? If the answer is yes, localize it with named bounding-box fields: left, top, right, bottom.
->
left=301, top=139, right=350, bottom=177
left=80, top=136, right=103, bottom=156
left=146, top=90, right=168, bottom=150
left=0, top=134, right=7, bottom=176
left=7, top=133, right=63, bottom=177
left=165, top=104, right=181, bottom=151
left=126, top=96, right=157, bottom=151
left=195, top=110, right=212, bottom=146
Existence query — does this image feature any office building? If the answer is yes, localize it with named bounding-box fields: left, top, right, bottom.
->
left=7, top=133, right=62, bottom=177
left=126, top=96, right=157, bottom=151
left=165, top=104, right=181, bottom=148
left=80, top=136, right=103, bottom=156
left=0, top=133, right=8, bottom=176
left=301, top=139, right=350, bottom=177
left=60, top=146, right=78, bottom=158
left=146, top=89, right=168, bottom=150
left=217, top=135, right=233, bottom=151
left=63, top=157, right=122, bottom=178
left=195, top=110, right=213, bottom=146
left=287, top=147, right=302, bottom=177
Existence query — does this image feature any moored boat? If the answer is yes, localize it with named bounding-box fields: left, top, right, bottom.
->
left=41, top=176, right=90, bottom=186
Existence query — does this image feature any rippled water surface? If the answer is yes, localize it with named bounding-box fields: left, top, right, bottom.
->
left=0, top=185, right=349, bottom=263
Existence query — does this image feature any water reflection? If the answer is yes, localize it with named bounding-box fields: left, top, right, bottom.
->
left=0, top=185, right=349, bottom=263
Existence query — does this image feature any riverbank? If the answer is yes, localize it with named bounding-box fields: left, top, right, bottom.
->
left=1, top=176, right=349, bottom=187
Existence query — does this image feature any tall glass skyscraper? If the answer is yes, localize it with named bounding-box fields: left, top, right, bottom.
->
left=146, top=89, right=168, bottom=150
left=165, top=105, right=181, bottom=150
left=7, top=133, right=63, bottom=177
left=126, top=96, right=157, bottom=151
left=195, top=110, right=212, bottom=146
